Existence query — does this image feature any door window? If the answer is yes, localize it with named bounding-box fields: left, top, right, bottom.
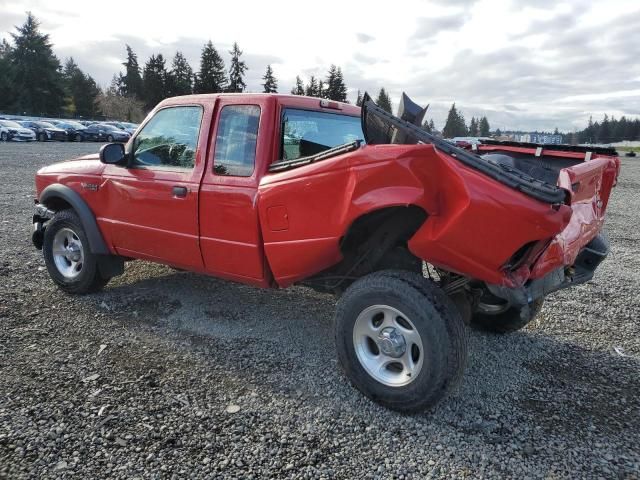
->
left=213, top=105, right=260, bottom=177
left=132, top=106, right=203, bottom=169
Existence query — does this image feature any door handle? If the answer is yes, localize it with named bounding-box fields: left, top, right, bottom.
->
left=172, top=186, right=188, bottom=198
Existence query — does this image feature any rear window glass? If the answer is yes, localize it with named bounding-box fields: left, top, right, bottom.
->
left=281, top=109, right=364, bottom=160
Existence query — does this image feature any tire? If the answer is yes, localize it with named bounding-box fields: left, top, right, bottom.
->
left=0, top=132, right=7, bottom=141
left=74, top=133, right=82, bottom=142
left=334, top=270, right=467, bottom=412
left=42, top=209, right=109, bottom=294
left=107, top=135, right=114, bottom=142
left=471, top=296, right=544, bottom=333
left=38, top=132, right=46, bottom=142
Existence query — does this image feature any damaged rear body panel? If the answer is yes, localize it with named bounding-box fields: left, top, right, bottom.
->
left=259, top=93, right=620, bottom=308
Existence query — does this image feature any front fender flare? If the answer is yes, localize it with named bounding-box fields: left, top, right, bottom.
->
left=39, top=184, right=109, bottom=254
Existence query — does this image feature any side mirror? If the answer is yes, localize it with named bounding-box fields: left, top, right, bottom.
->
left=100, top=143, right=126, bottom=165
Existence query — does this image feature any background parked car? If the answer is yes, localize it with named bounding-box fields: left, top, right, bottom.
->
left=80, top=123, right=130, bottom=142
left=49, top=120, right=87, bottom=142
left=19, top=121, right=67, bottom=142
left=0, top=120, right=36, bottom=141
left=103, top=121, right=138, bottom=134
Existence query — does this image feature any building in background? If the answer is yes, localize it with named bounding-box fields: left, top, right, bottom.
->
left=514, top=133, right=563, bottom=144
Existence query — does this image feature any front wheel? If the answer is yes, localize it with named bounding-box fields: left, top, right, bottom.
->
left=42, top=209, right=109, bottom=294
left=38, top=132, right=46, bottom=142
left=74, top=133, right=82, bottom=142
left=106, top=134, right=114, bottom=142
left=334, top=270, right=467, bottom=412
left=0, top=132, right=7, bottom=141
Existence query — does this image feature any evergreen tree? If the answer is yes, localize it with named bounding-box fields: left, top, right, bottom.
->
left=375, top=88, right=392, bottom=113
left=443, top=103, right=468, bottom=138
left=62, top=57, right=100, bottom=118
left=142, top=54, right=168, bottom=110
left=291, top=75, right=305, bottom=95
left=262, top=64, right=278, bottom=93
left=599, top=114, right=611, bottom=143
left=0, top=39, right=16, bottom=111
left=119, top=44, right=143, bottom=99
left=615, top=116, right=628, bottom=141
left=305, top=76, right=318, bottom=97
left=317, top=80, right=325, bottom=98
left=9, top=13, right=65, bottom=115
left=479, top=116, right=490, bottom=136
left=423, top=118, right=436, bottom=133
left=324, top=65, right=347, bottom=102
left=495, top=128, right=502, bottom=137
left=227, top=42, right=247, bottom=93
left=469, top=117, right=479, bottom=136
left=355, top=90, right=363, bottom=107
left=579, top=115, right=596, bottom=143
left=167, top=51, right=193, bottom=97
left=194, top=41, right=227, bottom=94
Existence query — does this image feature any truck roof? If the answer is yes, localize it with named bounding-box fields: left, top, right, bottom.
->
left=158, top=93, right=361, bottom=116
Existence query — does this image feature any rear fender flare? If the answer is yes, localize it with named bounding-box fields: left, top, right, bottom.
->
left=39, top=184, right=109, bottom=254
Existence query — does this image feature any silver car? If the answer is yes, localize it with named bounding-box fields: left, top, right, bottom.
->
left=0, top=120, right=37, bottom=141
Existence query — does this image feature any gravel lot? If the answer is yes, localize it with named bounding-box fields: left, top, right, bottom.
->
left=1, top=142, right=639, bottom=479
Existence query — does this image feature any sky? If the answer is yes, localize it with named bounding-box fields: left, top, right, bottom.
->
left=1, top=0, right=640, bottom=132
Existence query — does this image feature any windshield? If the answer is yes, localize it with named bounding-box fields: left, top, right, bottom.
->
left=281, top=109, right=364, bottom=160
left=0, top=120, right=22, bottom=128
left=36, top=122, right=56, bottom=128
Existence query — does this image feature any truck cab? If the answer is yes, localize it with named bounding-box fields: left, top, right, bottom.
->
left=35, top=94, right=363, bottom=288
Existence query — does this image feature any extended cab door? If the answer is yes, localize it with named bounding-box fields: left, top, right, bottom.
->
left=199, top=96, right=276, bottom=286
left=100, top=103, right=210, bottom=269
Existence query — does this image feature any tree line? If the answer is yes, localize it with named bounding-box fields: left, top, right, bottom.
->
left=575, top=115, right=640, bottom=144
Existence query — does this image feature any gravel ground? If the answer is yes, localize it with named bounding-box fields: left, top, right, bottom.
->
left=0, top=142, right=639, bottom=479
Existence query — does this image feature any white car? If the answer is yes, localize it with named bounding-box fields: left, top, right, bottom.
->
left=0, top=120, right=37, bottom=141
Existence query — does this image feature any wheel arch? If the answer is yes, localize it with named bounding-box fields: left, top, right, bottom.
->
left=302, top=205, right=428, bottom=292
left=341, top=204, right=428, bottom=256
left=39, top=184, right=109, bottom=254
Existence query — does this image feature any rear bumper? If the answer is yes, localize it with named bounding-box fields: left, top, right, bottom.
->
left=488, top=233, right=609, bottom=306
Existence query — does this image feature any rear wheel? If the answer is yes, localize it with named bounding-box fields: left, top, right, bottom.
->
left=43, top=209, right=109, bottom=294
left=471, top=292, right=544, bottom=333
left=335, top=270, right=467, bottom=412
left=0, top=132, right=7, bottom=141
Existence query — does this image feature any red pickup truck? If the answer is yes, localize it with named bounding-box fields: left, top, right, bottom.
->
left=32, top=92, right=620, bottom=412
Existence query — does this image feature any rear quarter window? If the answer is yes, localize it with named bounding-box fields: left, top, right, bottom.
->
left=281, top=109, right=364, bottom=161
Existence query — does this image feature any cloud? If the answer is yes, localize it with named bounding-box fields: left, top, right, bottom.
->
left=410, top=14, right=467, bottom=41
left=0, top=11, right=26, bottom=34
left=356, top=33, right=375, bottom=43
